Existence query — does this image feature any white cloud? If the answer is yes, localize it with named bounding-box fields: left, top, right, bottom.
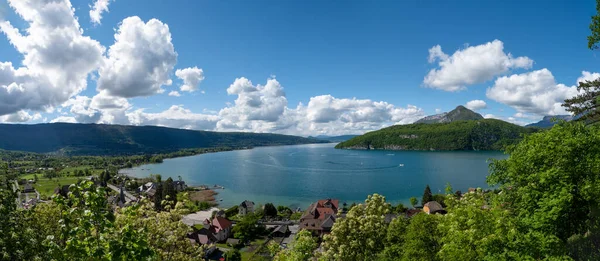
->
left=0, top=0, right=104, bottom=116
left=89, top=0, right=111, bottom=25
left=216, top=77, right=424, bottom=135
left=97, top=16, right=177, bottom=98
left=486, top=69, right=584, bottom=116
left=175, top=67, right=204, bottom=92
left=424, top=40, right=533, bottom=91
left=483, top=113, right=531, bottom=126
left=127, top=105, right=219, bottom=130
left=168, top=91, right=181, bottom=97
left=50, top=116, right=77, bottom=123
left=0, top=110, right=41, bottom=123
left=465, top=100, right=487, bottom=111
left=577, top=71, right=600, bottom=84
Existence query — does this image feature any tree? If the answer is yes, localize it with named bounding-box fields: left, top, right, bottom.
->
left=394, top=203, right=407, bottom=214
left=422, top=185, right=433, bottom=205
left=562, top=78, right=600, bottom=124
left=224, top=248, right=242, bottom=261
left=154, top=175, right=163, bottom=211
left=488, top=122, right=600, bottom=256
left=399, top=213, right=441, bottom=261
left=320, top=194, right=390, bottom=260
left=263, top=203, right=278, bottom=218
left=409, top=197, right=418, bottom=208
left=381, top=216, right=409, bottom=260
left=33, top=174, right=38, bottom=183
left=233, top=213, right=262, bottom=242
left=274, top=230, right=317, bottom=261
left=163, top=177, right=177, bottom=207
left=588, top=0, right=600, bottom=49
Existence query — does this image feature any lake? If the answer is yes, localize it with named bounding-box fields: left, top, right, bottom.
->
left=120, top=143, right=507, bottom=209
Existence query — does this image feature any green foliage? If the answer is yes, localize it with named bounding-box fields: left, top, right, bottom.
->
left=588, top=0, right=600, bottom=49
left=409, top=197, right=418, bottom=207
left=394, top=203, right=408, bottom=214
left=562, top=78, right=600, bottom=124
left=336, top=119, right=535, bottom=151
left=381, top=216, right=409, bottom=260
left=415, top=105, right=483, bottom=124
left=263, top=203, right=278, bottom=218
left=225, top=205, right=239, bottom=218
left=422, top=185, right=433, bottom=205
left=274, top=230, right=317, bottom=261
left=233, top=213, right=263, bottom=242
left=399, top=213, right=442, bottom=261
left=320, top=194, right=390, bottom=261
left=0, top=123, right=325, bottom=155
left=163, top=177, right=178, bottom=207
left=224, top=248, right=242, bottom=261
left=488, top=122, right=600, bottom=242
left=290, top=212, right=303, bottom=220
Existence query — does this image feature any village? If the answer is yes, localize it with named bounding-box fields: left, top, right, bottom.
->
left=12, top=172, right=455, bottom=261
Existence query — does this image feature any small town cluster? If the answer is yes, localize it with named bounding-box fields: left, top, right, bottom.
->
left=12, top=173, right=451, bottom=260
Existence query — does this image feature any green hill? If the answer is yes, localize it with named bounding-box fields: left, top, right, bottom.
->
left=335, top=119, right=536, bottom=151
left=0, top=123, right=325, bottom=155
left=414, top=105, right=484, bottom=124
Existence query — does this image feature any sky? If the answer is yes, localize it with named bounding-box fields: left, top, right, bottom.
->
left=0, top=0, right=599, bottom=136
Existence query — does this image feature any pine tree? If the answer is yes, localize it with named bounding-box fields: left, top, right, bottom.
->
left=562, top=79, right=600, bottom=124
left=422, top=185, right=433, bottom=205
left=154, top=175, right=163, bottom=211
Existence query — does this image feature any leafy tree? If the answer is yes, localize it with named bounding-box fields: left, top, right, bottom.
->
left=233, top=213, right=262, bottom=242
left=588, top=0, right=600, bottom=49
left=163, top=177, right=178, bottom=207
left=381, top=216, right=410, bottom=260
left=263, top=203, right=278, bottom=218
left=224, top=248, right=242, bottom=261
left=488, top=122, right=600, bottom=243
left=562, top=78, right=600, bottom=124
left=409, top=197, right=418, bottom=208
left=400, top=213, right=441, bottom=261
left=290, top=212, right=303, bottom=220
left=422, top=185, right=433, bottom=205
left=274, top=230, right=318, bottom=261
left=394, top=203, right=408, bottom=213
left=33, top=174, right=38, bottom=183
left=225, top=205, right=239, bottom=218
left=320, top=194, right=390, bottom=260
left=154, top=175, right=163, bottom=211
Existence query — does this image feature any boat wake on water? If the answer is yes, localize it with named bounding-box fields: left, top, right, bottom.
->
left=244, top=160, right=401, bottom=172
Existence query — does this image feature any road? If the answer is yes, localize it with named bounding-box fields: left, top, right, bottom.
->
left=106, top=184, right=137, bottom=202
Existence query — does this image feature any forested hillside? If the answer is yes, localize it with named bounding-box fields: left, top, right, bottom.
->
left=0, top=123, right=325, bottom=155
left=336, top=119, right=536, bottom=151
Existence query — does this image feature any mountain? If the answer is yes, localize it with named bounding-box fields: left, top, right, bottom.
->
left=415, top=105, right=484, bottom=124
left=312, top=135, right=359, bottom=142
left=0, top=123, right=326, bottom=155
left=335, top=118, right=536, bottom=151
left=526, top=115, right=573, bottom=128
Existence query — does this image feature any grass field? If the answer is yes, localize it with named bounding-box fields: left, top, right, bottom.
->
left=28, top=177, right=86, bottom=198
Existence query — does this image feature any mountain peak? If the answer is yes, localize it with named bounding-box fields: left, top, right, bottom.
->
left=415, top=105, right=483, bottom=124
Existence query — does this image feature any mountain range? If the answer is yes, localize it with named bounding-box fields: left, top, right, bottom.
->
left=336, top=106, right=537, bottom=151
left=0, top=123, right=325, bottom=155
left=310, top=135, right=359, bottom=142
left=526, top=115, right=573, bottom=128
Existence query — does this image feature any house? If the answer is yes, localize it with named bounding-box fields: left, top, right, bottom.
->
left=226, top=238, right=241, bottom=247
left=23, top=182, right=35, bottom=193
left=173, top=180, right=187, bottom=192
left=239, top=200, right=255, bottom=216
left=299, top=199, right=339, bottom=236
left=189, top=216, right=233, bottom=245
left=423, top=201, right=446, bottom=215
left=271, top=225, right=290, bottom=238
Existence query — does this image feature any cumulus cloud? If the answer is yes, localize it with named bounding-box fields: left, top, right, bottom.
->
left=89, top=0, right=111, bottom=25
left=577, top=71, right=600, bottom=84
left=127, top=105, right=219, bottom=130
left=50, top=116, right=77, bottom=123
left=465, top=100, right=487, bottom=111
left=486, top=69, right=584, bottom=116
left=483, top=113, right=531, bottom=126
left=97, top=16, right=177, bottom=98
left=0, top=110, right=41, bottom=123
left=168, top=91, right=181, bottom=97
left=0, top=0, right=104, bottom=116
left=176, top=67, right=204, bottom=92
left=424, top=40, right=533, bottom=91
left=215, top=77, right=424, bottom=135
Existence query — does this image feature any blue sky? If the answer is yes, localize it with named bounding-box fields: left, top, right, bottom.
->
left=0, top=0, right=598, bottom=135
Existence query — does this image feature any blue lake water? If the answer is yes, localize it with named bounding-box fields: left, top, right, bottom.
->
left=120, top=143, right=507, bottom=209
